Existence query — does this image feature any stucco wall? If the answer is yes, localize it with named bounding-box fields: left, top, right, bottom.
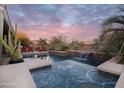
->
left=0, top=5, right=16, bottom=65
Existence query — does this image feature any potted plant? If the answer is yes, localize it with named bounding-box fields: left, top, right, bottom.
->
left=0, top=31, right=24, bottom=64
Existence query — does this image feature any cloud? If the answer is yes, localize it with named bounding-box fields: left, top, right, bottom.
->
left=18, top=25, right=100, bottom=41
left=7, top=4, right=118, bottom=41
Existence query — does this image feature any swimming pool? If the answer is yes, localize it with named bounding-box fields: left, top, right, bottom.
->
left=31, top=55, right=119, bottom=88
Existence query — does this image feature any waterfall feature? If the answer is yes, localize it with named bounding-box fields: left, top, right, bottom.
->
left=80, top=53, right=89, bottom=60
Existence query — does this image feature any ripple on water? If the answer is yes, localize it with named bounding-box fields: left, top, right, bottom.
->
left=31, top=59, right=118, bottom=88
left=85, top=69, right=118, bottom=87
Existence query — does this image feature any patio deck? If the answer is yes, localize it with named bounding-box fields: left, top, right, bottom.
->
left=0, top=57, right=52, bottom=88
left=0, top=63, right=36, bottom=88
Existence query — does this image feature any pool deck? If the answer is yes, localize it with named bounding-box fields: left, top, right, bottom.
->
left=24, top=58, right=52, bottom=70
left=22, top=51, right=49, bottom=56
left=115, top=69, right=124, bottom=88
left=0, top=63, right=36, bottom=88
left=0, top=58, right=52, bottom=88
left=97, top=56, right=124, bottom=88
left=97, top=56, right=124, bottom=75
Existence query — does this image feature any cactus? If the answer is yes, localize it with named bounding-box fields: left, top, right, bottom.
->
left=0, top=30, right=23, bottom=63
left=11, top=41, right=22, bottom=61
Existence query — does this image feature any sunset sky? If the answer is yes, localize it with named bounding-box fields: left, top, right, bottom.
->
left=7, top=4, right=121, bottom=41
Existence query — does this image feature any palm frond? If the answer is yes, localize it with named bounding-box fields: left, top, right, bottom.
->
left=103, top=15, right=124, bottom=26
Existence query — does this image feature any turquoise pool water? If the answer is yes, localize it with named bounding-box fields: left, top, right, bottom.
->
left=31, top=55, right=119, bottom=88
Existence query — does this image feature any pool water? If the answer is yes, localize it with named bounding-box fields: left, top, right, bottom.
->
left=31, top=55, right=119, bottom=88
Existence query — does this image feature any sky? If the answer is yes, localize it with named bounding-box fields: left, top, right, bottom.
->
left=7, top=4, right=121, bottom=42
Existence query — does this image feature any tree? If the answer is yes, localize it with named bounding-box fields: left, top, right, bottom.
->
left=16, top=31, right=32, bottom=47
left=49, top=34, right=67, bottom=51
left=36, top=38, right=48, bottom=47
left=100, top=15, right=124, bottom=55
left=69, top=40, right=84, bottom=50
left=92, top=39, right=100, bottom=49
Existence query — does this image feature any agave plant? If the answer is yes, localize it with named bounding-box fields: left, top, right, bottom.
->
left=0, top=30, right=23, bottom=63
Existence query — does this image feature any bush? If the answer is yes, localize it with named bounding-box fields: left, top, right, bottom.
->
left=60, top=46, right=69, bottom=51
left=16, top=31, right=32, bottom=47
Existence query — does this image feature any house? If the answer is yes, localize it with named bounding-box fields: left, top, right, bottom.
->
left=0, top=5, right=16, bottom=65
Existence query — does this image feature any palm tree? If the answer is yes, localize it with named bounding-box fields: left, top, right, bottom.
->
left=100, top=15, right=124, bottom=56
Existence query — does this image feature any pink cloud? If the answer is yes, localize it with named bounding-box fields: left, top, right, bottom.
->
left=18, top=25, right=100, bottom=41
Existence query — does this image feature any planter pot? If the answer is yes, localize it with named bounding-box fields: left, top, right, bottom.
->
left=9, top=58, right=24, bottom=64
